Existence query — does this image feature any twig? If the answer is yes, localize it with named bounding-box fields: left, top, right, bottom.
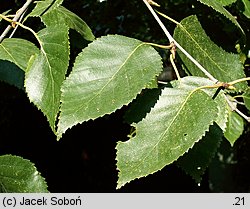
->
left=9, top=9, right=27, bottom=38
left=224, top=94, right=250, bottom=122
left=0, top=0, right=34, bottom=43
left=142, top=0, right=218, bottom=83
left=0, top=15, right=42, bottom=48
left=143, top=0, right=174, bottom=42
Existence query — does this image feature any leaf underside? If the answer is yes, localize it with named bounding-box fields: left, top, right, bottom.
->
left=173, top=15, right=247, bottom=91
left=25, top=25, right=69, bottom=133
left=0, top=155, right=48, bottom=193
left=116, top=76, right=219, bottom=189
left=57, top=35, right=163, bottom=139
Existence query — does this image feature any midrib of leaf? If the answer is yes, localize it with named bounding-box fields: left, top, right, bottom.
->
left=133, top=87, right=204, bottom=168
left=72, top=42, right=145, bottom=114
left=0, top=45, right=18, bottom=65
left=179, top=24, right=226, bottom=75
left=41, top=48, right=56, bottom=107
left=57, top=7, right=80, bottom=29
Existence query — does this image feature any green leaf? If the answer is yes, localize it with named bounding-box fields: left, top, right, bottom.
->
left=173, top=15, right=247, bottom=91
left=116, top=76, right=218, bottom=189
left=172, top=77, right=228, bottom=132
left=0, top=60, right=24, bottom=89
left=0, top=38, right=39, bottom=71
left=42, top=6, right=95, bottom=41
left=243, top=88, right=250, bottom=111
left=25, top=25, right=69, bottom=133
left=0, top=155, right=48, bottom=193
left=242, top=0, right=250, bottom=19
left=28, top=0, right=64, bottom=17
left=124, top=88, right=162, bottom=124
left=217, top=0, right=237, bottom=6
left=224, top=111, right=244, bottom=146
left=196, top=0, right=245, bottom=35
left=57, top=35, right=162, bottom=139
left=176, top=124, right=223, bottom=183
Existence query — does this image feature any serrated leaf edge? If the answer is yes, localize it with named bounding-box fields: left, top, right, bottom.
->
left=176, top=133, right=223, bottom=184
left=115, top=85, right=220, bottom=189
left=197, top=0, right=245, bottom=36
left=56, top=34, right=163, bottom=139
left=24, top=26, right=70, bottom=134
left=0, top=154, right=48, bottom=192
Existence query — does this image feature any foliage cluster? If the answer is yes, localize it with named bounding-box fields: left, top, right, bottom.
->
left=1, top=0, right=250, bottom=192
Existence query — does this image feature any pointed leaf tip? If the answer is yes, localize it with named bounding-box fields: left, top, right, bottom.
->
left=25, top=25, right=70, bottom=133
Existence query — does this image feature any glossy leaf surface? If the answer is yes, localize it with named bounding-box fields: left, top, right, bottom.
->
left=0, top=155, right=48, bottom=193
left=116, top=76, right=218, bottom=189
left=25, top=25, right=69, bottom=133
left=58, top=35, right=162, bottom=138
left=174, top=15, right=247, bottom=91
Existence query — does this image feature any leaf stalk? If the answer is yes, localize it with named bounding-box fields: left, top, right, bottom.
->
left=0, top=0, right=34, bottom=43
left=142, top=0, right=218, bottom=83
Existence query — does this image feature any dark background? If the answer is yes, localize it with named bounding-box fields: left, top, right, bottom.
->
left=0, top=0, right=250, bottom=192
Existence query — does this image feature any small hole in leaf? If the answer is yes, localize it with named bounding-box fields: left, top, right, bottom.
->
left=184, top=133, right=187, bottom=137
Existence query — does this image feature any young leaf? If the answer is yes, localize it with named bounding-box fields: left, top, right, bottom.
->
left=196, top=0, right=245, bottom=35
left=42, top=6, right=95, bottom=41
left=176, top=124, right=223, bottom=183
left=224, top=111, right=244, bottom=146
left=173, top=15, right=247, bottom=91
left=57, top=35, right=163, bottom=139
left=242, top=0, right=250, bottom=19
left=0, top=155, right=48, bottom=192
left=116, top=76, right=218, bottom=189
left=25, top=25, right=69, bottom=133
left=0, top=38, right=39, bottom=71
left=28, top=0, right=64, bottom=17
